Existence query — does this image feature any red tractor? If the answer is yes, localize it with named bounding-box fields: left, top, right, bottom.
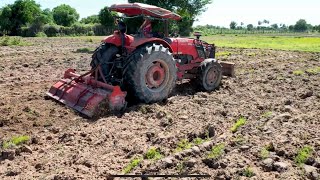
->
left=47, top=3, right=234, bottom=117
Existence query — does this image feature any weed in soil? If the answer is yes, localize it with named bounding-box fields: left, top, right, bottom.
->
left=145, top=147, right=162, bottom=160
left=175, top=139, right=193, bottom=152
left=261, top=111, right=273, bottom=118
left=294, top=146, right=313, bottom=165
left=192, top=137, right=206, bottom=145
left=122, top=157, right=143, bottom=174
left=260, top=147, right=270, bottom=159
left=242, top=166, right=255, bottom=177
left=293, top=70, right=305, bottom=76
left=231, top=117, right=246, bottom=133
left=306, top=66, right=320, bottom=75
left=2, top=135, right=30, bottom=149
left=207, top=143, right=225, bottom=159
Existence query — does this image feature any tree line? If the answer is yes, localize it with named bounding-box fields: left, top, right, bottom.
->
left=195, top=19, right=320, bottom=36
left=0, top=0, right=212, bottom=37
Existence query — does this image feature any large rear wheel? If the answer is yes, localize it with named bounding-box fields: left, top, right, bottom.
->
left=124, top=44, right=177, bottom=103
left=91, top=43, right=118, bottom=80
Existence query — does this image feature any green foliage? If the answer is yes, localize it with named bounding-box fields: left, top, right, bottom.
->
left=260, top=148, right=270, bottom=159
left=242, top=167, right=255, bottom=177
left=53, top=4, right=79, bottom=26
left=230, top=21, right=237, bottom=30
left=293, top=70, right=305, bottom=76
left=207, top=143, right=225, bottom=159
left=247, top=24, right=254, bottom=31
left=2, top=135, right=30, bottom=149
left=43, top=24, right=61, bottom=37
left=81, top=15, right=100, bottom=24
left=0, top=0, right=42, bottom=35
left=294, top=146, right=313, bottom=165
left=261, top=111, right=273, bottom=118
left=145, top=147, right=162, bottom=160
left=175, top=139, right=193, bottom=152
left=122, top=157, right=142, bottom=174
left=128, top=0, right=212, bottom=36
left=294, top=19, right=308, bottom=32
left=306, top=67, right=320, bottom=75
left=193, top=138, right=205, bottom=145
left=0, top=36, right=29, bottom=46
left=231, top=117, right=246, bottom=133
left=216, top=51, right=232, bottom=58
left=99, top=7, right=116, bottom=27
left=35, top=32, right=47, bottom=37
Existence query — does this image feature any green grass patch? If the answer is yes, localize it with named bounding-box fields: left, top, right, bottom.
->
left=294, top=146, right=313, bottom=165
left=216, top=51, right=232, bottom=58
left=207, top=143, right=225, bottom=159
left=306, top=67, right=320, bottom=75
left=145, top=147, right=162, bottom=160
left=76, top=47, right=93, bottom=53
left=231, top=117, right=247, bottom=133
left=260, top=147, right=270, bottom=159
left=122, top=157, right=142, bottom=174
left=2, top=135, right=30, bottom=149
left=202, top=34, right=320, bottom=52
left=261, top=111, right=273, bottom=118
left=232, top=135, right=246, bottom=145
left=293, top=70, right=305, bottom=76
left=192, top=137, right=205, bottom=145
left=242, top=167, right=255, bottom=177
left=175, top=139, right=193, bottom=152
left=0, top=36, right=30, bottom=46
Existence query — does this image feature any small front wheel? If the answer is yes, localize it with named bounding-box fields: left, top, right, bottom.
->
left=197, top=59, right=222, bottom=91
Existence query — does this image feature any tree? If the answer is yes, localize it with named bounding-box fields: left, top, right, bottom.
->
left=52, top=4, right=79, bottom=26
left=98, top=7, right=116, bottom=27
left=80, top=15, right=100, bottom=24
left=0, top=0, right=42, bottom=35
left=230, top=21, right=237, bottom=30
left=294, top=19, right=308, bottom=32
left=42, top=8, right=54, bottom=24
left=128, top=0, right=212, bottom=36
left=247, top=24, right=254, bottom=31
left=271, top=23, right=278, bottom=29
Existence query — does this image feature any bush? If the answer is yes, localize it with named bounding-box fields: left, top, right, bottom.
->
left=44, top=24, right=61, bottom=37
left=36, top=32, right=47, bottom=37
left=93, top=24, right=114, bottom=36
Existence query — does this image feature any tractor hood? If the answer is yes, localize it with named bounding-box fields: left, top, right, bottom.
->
left=109, top=3, right=182, bottom=21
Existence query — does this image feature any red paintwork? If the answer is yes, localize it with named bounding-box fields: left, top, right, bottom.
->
left=47, top=68, right=126, bottom=117
left=170, top=38, right=204, bottom=62
left=145, top=62, right=165, bottom=88
left=102, top=31, right=134, bottom=47
left=110, top=3, right=181, bottom=21
left=102, top=32, right=173, bottom=53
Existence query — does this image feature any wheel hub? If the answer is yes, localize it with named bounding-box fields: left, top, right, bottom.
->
left=145, top=62, right=166, bottom=88
left=206, top=67, right=218, bottom=85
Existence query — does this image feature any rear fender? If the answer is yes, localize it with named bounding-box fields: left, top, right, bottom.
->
left=102, top=31, right=134, bottom=47
left=132, top=38, right=173, bottom=53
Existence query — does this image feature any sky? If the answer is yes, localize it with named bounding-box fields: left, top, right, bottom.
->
left=0, top=0, right=319, bottom=27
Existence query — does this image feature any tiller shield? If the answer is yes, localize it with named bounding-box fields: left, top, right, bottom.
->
left=47, top=67, right=127, bottom=117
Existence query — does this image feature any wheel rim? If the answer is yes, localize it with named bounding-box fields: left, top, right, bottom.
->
left=145, top=60, right=168, bottom=90
left=206, top=67, right=219, bottom=86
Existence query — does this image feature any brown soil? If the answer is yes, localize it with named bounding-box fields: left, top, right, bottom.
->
left=0, top=37, right=319, bottom=180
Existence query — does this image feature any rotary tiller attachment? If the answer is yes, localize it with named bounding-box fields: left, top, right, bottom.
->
left=47, top=68, right=127, bottom=118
